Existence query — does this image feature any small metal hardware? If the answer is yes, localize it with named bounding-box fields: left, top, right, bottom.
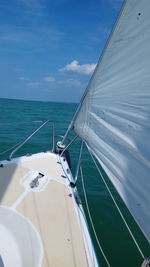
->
left=74, top=141, right=83, bottom=182
left=26, top=153, right=32, bottom=157
left=74, top=191, right=82, bottom=205
left=70, top=182, right=76, bottom=188
left=30, top=173, right=44, bottom=189
left=141, top=258, right=150, bottom=267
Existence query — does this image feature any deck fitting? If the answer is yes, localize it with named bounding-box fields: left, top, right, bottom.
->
left=70, top=182, right=76, bottom=188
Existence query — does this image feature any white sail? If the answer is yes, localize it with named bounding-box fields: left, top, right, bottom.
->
left=74, top=0, right=150, bottom=242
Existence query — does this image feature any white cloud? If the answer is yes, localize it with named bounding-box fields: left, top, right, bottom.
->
left=0, top=25, right=63, bottom=45
left=27, top=82, right=41, bottom=88
left=26, top=75, right=55, bottom=88
left=60, top=60, right=97, bottom=75
left=18, top=0, right=46, bottom=9
left=59, top=78, right=83, bottom=87
left=67, top=79, right=82, bottom=87
left=19, top=77, right=29, bottom=81
left=43, top=76, right=55, bottom=82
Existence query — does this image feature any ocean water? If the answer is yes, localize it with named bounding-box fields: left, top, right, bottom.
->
left=0, top=97, right=149, bottom=266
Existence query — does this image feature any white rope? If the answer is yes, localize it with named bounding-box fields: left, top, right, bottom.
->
left=88, top=148, right=145, bottom=260
left=80, top=166, right=111, bottom=267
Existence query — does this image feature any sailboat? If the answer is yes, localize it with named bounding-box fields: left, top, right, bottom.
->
left=0, top=0, right=150, bottom=266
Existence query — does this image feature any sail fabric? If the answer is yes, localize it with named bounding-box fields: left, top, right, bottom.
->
left=74, top=0, right=150, bottom=242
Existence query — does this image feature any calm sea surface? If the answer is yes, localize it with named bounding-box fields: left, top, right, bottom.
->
left=0, top=97, right=149, bottom=266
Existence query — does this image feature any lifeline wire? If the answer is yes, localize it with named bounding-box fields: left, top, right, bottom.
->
left=80, top=166, right=111, bottom=267
left=0, top=120, right=44, bottom=155
left=0, top=141, right=22, bottom=155
left=88, top=148, right=145, bottom=260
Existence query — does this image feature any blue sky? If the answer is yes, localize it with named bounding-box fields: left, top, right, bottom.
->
left=0, top=0, right=123, bottom=103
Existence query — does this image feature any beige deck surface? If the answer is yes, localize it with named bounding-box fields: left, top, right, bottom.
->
left=0, top=163, right=28, bottom=206
left=19, top=153, right=64, bottom=183
left=0, top=153, right=88, bottom=267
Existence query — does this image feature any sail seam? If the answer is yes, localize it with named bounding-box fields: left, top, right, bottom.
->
left=89, top=112, right=150, bottom=168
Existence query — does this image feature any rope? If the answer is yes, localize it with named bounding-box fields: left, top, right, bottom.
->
left=0, top=141, right=22, bottom=155
left=80, top=166, right=111, bottom=267
left=88, top=148, right=145, bottom=260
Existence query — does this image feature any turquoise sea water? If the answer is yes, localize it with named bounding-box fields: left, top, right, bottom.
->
left=0, top=97, right=149, bottom=266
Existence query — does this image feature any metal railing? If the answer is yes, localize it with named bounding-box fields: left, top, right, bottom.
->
left=7, top=119, right=83, bottom=184
left=8, top=120, right=55, bottom=161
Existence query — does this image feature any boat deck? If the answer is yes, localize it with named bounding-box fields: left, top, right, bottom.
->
left=0, top=152, right=91, bottom=267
